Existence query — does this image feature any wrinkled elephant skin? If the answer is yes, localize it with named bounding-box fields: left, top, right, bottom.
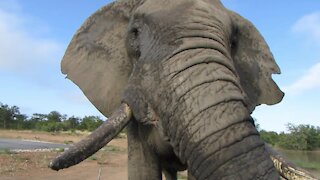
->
left=49, top=0, right=317, bottom=180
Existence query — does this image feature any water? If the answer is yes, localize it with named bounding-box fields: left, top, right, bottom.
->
left=276, top=148, right=320, bottom=178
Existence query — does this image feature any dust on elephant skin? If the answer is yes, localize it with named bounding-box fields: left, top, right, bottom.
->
left=50, top=0, right=317, bottom=180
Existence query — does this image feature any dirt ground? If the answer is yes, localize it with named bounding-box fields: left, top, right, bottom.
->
left=0, top=130, right=129, bottom=180
left=2, top=130, right=317, bottom=179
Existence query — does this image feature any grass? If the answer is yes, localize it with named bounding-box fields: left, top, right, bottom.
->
left=178, top=172, right=187, bottom=180
left=275, top=148, right=320, bottom=176
left=117, top=132, right=127, bottom=139
left=63, top=140, right=73, bottom=144
left=293, top=160, right=320, bottom=170
left=291, top=160, right=320, bottom=177
left=0, top=148, right=13, bottom=154
left=55, top=148, right=65, bottom=152
left=0, top=151, right=57, bottom=175
left=15, top=156, right=30, bottom=162
left=102, top=145, right=125, bottom=152
left=62, top=130, right=90, bottom=136
left=89, top=155, right=98, bottom=161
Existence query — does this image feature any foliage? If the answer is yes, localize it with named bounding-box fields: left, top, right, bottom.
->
left=2, top=102, right=320, bottom=151
left=47, top=111, right=65, bottom=123
left=277, top=124, right=320, bottom=150
left=78, top=116, right=103, bottom=131
left=259, top=130, right=279, bottom=146
left=63, top=116, right=80, bottom=130
left=0, top=103, right=26, bottom=129
left=293, top=160, right=320, bottom=170
left=258, top=123, right=320, bottom=151
left=0, top=148, right=12, bottom=154
left=0, top=102, right=105, bottom=132
left=55, top=148, right=65, bottom=152
left=103, top=145, right=125, bottom=152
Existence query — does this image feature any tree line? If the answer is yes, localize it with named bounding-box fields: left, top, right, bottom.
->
left=259, top=123, right=320, bottom=151
left=1, top=102, right=319, bottom=150
left=0, top=102, right=103, bottom=132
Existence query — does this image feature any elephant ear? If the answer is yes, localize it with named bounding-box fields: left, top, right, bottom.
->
left=229, top=11, right=284, bottom=112
left=61, top=1, right=140, bottom=117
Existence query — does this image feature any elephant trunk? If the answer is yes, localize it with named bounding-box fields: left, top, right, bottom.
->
left=163, top=47, right=279, bottom=179
left=49, top=103, right=132, bottom=171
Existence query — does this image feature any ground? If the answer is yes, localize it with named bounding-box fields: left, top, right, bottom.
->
left=0, top=130, right=129, bottom=180
left=0, top=130, right=187, bottom=180
left=1, top=130, right=318, bottom=179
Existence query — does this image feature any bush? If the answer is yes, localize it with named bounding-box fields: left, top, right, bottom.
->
left=39, top=121, right=64, bottom=132
left=259, top=130, right=279, bottom=146
left=260, top=123, right=320, bottom=151
left=79, top=116, right=103, bottom=131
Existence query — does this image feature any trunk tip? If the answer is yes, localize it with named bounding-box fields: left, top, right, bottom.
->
left=49, top=158, right=67, bottom=171
left=49, top=160, right=60, bottom=171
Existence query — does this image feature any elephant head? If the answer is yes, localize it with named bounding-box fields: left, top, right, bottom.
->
left=50, top=0, right=286, bottom=179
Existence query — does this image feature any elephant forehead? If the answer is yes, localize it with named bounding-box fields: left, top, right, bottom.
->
left=134, top=0, right=232, bottom=33
left=137, top=0, right=193, bottom=14
left=134, top=0, right=194, bottom=25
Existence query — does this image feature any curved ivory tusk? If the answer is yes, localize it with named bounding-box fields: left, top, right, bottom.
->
left=49, top=103, right=132, bottom=171
left=266, top=144, right=318, bottom=180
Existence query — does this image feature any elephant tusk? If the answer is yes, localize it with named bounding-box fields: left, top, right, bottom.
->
left=265, top=144, right=318, bottom=180
left=49, top=103, right=132, bottom=171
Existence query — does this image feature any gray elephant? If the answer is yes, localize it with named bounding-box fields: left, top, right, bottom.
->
left=49, top=0, right=317, bottom=179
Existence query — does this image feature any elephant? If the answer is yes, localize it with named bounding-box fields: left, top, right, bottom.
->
left=49, top=0, right=317, bottom=179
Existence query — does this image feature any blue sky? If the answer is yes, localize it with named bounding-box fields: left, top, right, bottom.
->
left=0, top=0, right=319, bottom=132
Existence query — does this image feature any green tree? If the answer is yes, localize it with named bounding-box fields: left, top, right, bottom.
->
left=278, top=131, right=308, bottom=150
left=79, top=116, right=103, bottom=131
left=63, top=116, right=80, bottom=130
left=30, top=113, right=48, bottom=130
left=14, top=114, right=28, bottom=129
left=259, top=130, right=279, bottom=146
left=47, top=111, right=63, bottom=122
left=0, top=103, right=11, bottom=129
left=31, top=113, right=47, bottom=121
left=278, top=123, right=320, bottom=150
left=0, top=103, right=23, bottom=129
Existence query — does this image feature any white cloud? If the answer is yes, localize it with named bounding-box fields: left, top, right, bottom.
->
left=0, top=8, right=62, bottom=72
left=283, top=62, right=320, bottom=95
left=0, top=2, right=105, bottom=118
left=292, top=12, right=320, bottom=45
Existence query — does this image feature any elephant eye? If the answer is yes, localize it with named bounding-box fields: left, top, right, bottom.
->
left=127, top=27, right=141, bottom=60
left=230, top=27, right=239, bottom=55
left=131, top=28, right=139, bottom=38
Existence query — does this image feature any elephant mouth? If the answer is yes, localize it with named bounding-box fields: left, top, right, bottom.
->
left=49, top=103, right=133, bottom=171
